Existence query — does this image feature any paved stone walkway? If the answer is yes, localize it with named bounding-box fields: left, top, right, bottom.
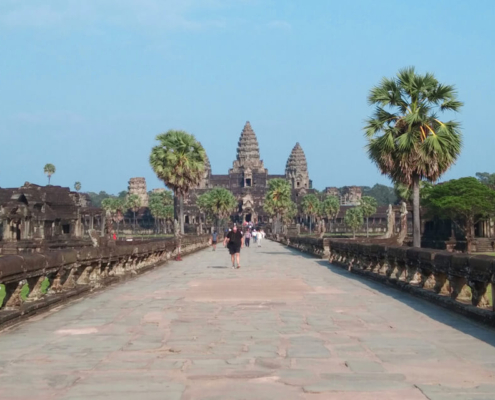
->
left=1, top=240, right=495, bottom=399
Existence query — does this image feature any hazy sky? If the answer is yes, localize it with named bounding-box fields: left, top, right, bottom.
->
left=1, top=0, right=494, bottom=193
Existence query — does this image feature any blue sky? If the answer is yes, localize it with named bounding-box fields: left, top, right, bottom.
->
left=1, top=0, right=494, bottom=194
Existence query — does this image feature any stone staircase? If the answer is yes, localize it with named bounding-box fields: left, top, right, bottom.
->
left=0, top=242, right=18, bottom=255
left=475, top=238, right=495, bottom=253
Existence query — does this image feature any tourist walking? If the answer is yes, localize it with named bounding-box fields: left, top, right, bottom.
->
left=256, top=230, right=263, bottom=247
left=211, top=231, right=218, bottom=251
left=224, top=225, right=244, bottom=269
left=252, top=229, right=257, bottom=244
left=244, top=230, right=251, bottom=247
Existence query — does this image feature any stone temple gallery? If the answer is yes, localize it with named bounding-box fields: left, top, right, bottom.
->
left=184, top=121, right=317, bottom=228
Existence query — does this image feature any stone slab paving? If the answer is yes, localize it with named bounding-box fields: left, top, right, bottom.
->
left=1, top=240, right=495, bottom=400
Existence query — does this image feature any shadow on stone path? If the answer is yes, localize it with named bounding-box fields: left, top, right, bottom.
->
left=0, top=240, right=494, bottom=400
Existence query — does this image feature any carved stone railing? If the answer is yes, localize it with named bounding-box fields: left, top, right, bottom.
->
left=270, top=236, right=495, bottom=325
left=0, top=235, right=210, bottom=326
left=270, top=235, right=330, bottom=259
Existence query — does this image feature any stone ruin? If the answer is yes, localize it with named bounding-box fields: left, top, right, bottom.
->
left=324, top=186, right=363, bottom=205
left=0, top=183, right=102, bottom=254
left=128, top=177, right=149, bottom=207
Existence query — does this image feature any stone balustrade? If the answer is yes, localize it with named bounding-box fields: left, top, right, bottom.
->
left=0, top=235, right=210, bottom=327
left=270, top=235, right=495, bottom=326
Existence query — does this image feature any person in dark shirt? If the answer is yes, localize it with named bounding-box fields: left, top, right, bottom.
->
left=211, top=231, right=218, bottom=251
left=223, top=225, right=244, bottom=269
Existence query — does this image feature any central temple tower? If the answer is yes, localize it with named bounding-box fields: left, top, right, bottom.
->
left=230, top=121, right=266, bottom=174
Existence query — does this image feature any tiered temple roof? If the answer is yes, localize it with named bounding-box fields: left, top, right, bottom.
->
left=285, top=142, right=310, bottom=189
left=286, top=142, right=308, bottom=173
left=231, top=121, right=266, bottom=172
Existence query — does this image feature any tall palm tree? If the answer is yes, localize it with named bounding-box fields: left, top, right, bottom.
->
left=101, top=197, right=117, bottom=235
left=74, top=182, right=82, bottom=192
left=345, top=207, right=363, bottom=239
left=320, top=195, right=340, bottom=234
left=264, top=179, right=293, bottom=234
left=394, top=181, right=433, bottom=204
left=204, top=188, right=237, bottom=232
left=126, top=194, right=141, bottom=232
left=301, top=194, right=320, bottom=234
left=360, top=196, right=378, bottom=238
left=365, top=67, right=463, bottom=247
left=113, top=198, right=126, bottom=238
left=150, top=130, right=205, bottom=235
left=44, top=164, right=56, bottom=185
left=196, top=191, right=212, bottom=234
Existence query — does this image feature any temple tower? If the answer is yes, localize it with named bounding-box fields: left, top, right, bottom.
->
left=285, top=142, right=310, bottom=190
left=230, top=121, right=266, bottom=174
left=128, top=177, right=148, bottom=207
left=198, top=148, right=212, bottom=188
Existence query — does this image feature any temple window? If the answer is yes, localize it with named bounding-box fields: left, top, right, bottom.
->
left=245, top=179, right=252, bottom=187
left=297, top=182, right=300, bottom=187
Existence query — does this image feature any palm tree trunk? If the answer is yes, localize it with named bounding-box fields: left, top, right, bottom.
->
left=48, top=175, right=51, bottom=185
left=366, top=217, right=369, bottom=238
left=309, top=216, right=312, bottom=234
left=179, top=195, right=185, bottom=235
left=199, top=213, right=203, bottom=235
left=133, top=211, right=136, bottom=233
left=412, top=174, right=421, bottom=247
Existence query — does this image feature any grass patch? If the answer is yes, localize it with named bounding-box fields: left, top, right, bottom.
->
left=40, top=277, right=50, bottom=294
left=479, top=252, right=495, bottom=257
left=20, top=283, right=30, bottom=302
left=0, top=284, right=6, bottom=308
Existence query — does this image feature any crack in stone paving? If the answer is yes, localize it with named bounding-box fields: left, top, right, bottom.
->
left=0, top=240, right=494, bottom=400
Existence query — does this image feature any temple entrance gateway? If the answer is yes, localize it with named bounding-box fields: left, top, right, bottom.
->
left=245, top=213, right=252, bottom=223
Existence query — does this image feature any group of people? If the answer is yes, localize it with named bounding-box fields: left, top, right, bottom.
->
left=210, top=225, right=266, bottom=269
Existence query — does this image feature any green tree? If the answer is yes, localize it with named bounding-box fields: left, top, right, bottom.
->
left=196, top=191, right=212, bottom=234
left=118, top=190, right=128, bottom=199
left=345, top=207, right=363, bottom=239
left=362, top=184, right=397, bottom=206
left=87, top=191, right=115, bottom=207
left=301, top=194, right=320, bottom=234
left=74, top=181, right=81, bottom=192
left=44, top=163, right=56, bottom=185
left=360, top=196, right=378, bottom=237
left=126, top=194, right=141, bottom=232
left=149, top=190, right=173, bottom=233
left=476, top=172, right=495, bottom=190
left=320, top=195, right=340, bottom=234
left=200, top=188, right=237, bottom=232
left=114, top=198, right=126, bottom=237
left=365, top=67, right=463, bottom=248
left=423, top=177, right=495, bottom=252
left=150, top=130, right=205, bottom=235
left=264, top=179, right=293, bottom=234
left=101, top=197, right=117, bottom=235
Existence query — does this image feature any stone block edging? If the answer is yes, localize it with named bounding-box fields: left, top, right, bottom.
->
left=270, top=235, right=495, bottom=327
left=0, top=235, right=210, bottom=329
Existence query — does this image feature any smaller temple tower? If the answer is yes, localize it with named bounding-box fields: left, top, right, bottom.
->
left=128, top=177, right=149, bottom=207
left=285, top=142, right=310, bottom=190
left=198, top=149, right=212, bottom=189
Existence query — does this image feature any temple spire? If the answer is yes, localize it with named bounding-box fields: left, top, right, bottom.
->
left=285, top=142, right=310, bottom=189
left=231, top=121, right=265, bottom=173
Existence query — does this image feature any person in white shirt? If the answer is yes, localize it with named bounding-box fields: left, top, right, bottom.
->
left=256, top=230, right=263, bottom=247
